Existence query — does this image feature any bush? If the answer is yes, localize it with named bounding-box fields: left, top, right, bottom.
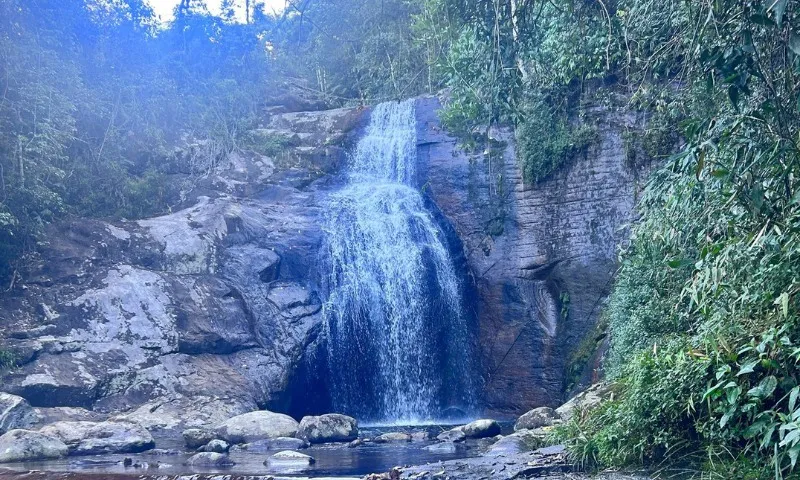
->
left=516, top=96, right=597, bottom=184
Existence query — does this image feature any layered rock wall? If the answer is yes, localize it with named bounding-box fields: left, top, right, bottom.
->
left=417, top=96, right=652, bottom=416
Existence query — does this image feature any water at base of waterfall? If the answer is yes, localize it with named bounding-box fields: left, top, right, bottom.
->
left=322, top=99, right=474, bottom=424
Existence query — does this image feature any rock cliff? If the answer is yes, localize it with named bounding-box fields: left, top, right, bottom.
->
left=417, top=96, right=653, bottom=416
left=0, top=107, right=364, bottom=429
left=0, top=96, right=650, bottom=423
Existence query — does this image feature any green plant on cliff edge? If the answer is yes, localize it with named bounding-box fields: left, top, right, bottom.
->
left=516, top=96, right=598, bottom=184
left=0, top=350, right=16, bottom=372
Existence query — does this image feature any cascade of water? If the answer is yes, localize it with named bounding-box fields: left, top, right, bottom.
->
left=322, top=100, right=474, bottom=424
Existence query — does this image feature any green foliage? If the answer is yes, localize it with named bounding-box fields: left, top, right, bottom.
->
left=243, top=131, right=292, bottom=158
left=555, top=0, right=800, bottom=475
left=0, top=0, right=275, bottom=282
left=0, top=350, right=17, bottom=372
left=555, top=347, right=708, bottom=467
left=425, top=0, right=800, bottom=476
left=516, top=96, right=597, bottom=184
left=563, top=316, right=605, bottom=394
left=274, top=0, right=430, bottom=103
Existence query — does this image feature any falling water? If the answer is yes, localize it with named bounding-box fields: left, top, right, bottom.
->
left=322, top=100, right=473, bottom=424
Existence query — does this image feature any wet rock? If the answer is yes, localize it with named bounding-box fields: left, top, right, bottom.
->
left=347, top=438, right=363, bottom=448
left=410, top=431, right=433, bottom=441
left=515, top=407, right=557, bottom=431
left=461, top=419, right=501, bottom=439
left=556, top=383, right=613, bottom=421
left=534, top=444, right=567, bottom=456
left=436, top=428, right=466, bottom=443
left=215, top=410, right=299, bottom=444
left=0, top=393, right=39, bottom=434
left=267, top=449, right=316, bottom=465
left=244, top=437, right=308, bottom=452
left=186, top=452, right=235, bottom=467
left=39, top=420, right=155, bottom=455
left=143, top=448, right=182, bottom=456
left=487, top=435, right=531, bottom=456
left=267, top=282, right=322, bottom=319
left=182, top=428, right=215, bottom=449
left=0, top=429, right=68, bottom=463
left=424, top=442, right=464, bottom=454
left=374, top=432, right=412, bottom=443
left=296, top=413, right=358, bottom=443
left=202, top=439, right=230, bottom=453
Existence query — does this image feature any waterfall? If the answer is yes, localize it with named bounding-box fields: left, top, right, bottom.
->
left=322, top=100, right=474, bottom=424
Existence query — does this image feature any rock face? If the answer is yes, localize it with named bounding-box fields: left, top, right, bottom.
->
left=296, top=414, right=358, bottom=443
left=417, top=96, right=654, bottom=415
left=0, top=393, right=38, bottom=434
left=0, top=429, right=68, bottom=463
left=39, top=420, right=155, bottom=455
left=0, top=106, right=365, bottom=428
left=215, top=410, right=300, bottom=444
left=0, top=94, right=642, bottom=423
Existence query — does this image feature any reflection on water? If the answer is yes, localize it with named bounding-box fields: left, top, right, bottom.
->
left=1, top=426, right=488, bottom=478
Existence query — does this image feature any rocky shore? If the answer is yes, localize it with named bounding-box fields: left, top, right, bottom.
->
left=0, top=385, right=633, bottom=479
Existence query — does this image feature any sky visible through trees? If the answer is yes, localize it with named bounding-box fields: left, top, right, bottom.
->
left=146, top=0, right=285, bottom=22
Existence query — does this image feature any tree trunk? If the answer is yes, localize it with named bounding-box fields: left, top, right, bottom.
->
left=510, top=0, right=528, bottom=82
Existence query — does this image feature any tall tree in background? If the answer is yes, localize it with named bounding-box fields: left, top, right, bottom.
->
left=273, top=0, right=428, bottom=101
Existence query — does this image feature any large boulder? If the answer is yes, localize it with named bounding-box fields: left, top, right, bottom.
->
left=296, top=414, right=358, bottom=444
left=487, top=429, right=548, bottom=456
left=461, top=419, right=501, bottom=439
left=555, top=383, right=613, bottom=421
left=436, top=428, right=466, bottom=443
left=0, top=429, right=68, bottom=463
left=0, top=393, right=38, bottom=434
left=201, top=439, right=230, bottom=453
left=215, top=411, right=299, bottom=444
left=39, top=420, right=155, bottom=455
left=487, top=435, right=530, bottom=456
left=515, top=406, right=557, bottom=431
left=182, top=428, right=215, bottom=449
